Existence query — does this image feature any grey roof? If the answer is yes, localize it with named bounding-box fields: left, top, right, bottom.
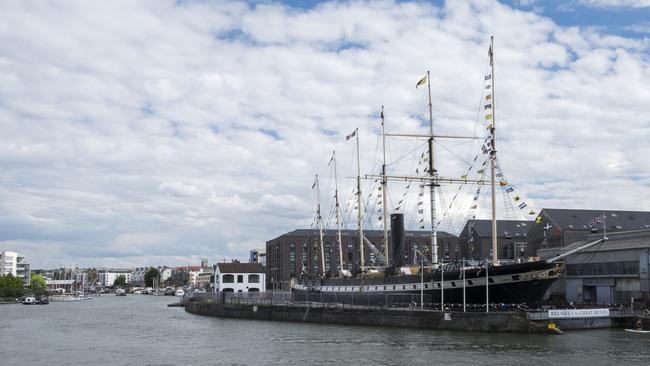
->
left=538, top=229, right=650, bottom=259
left=542, top=208, right=650, bottom=232
left=459, top=219, right=532, bottom=239
left=216, top=263, right=265, bottom=274
left=269, top=229, right=456, bottom=242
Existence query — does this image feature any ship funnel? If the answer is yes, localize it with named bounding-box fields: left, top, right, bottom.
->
left=390, top=213, right=405, bottom=269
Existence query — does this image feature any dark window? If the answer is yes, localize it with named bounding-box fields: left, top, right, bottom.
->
left=223, top=274, right=234, bottom=283
left=413, top=285, right=416, bottom=289
left=451, top=282, right=456, bottom=287
left=488, top=278, right=494, bottom=284
left=237, top=275, right=244, bottom=283
left=248, top=274, right=260, bottom=283
left=512, top=275, right=520, bottom=281
left=248, top=288, right=260, bottom=292
left=467, top=280, right=473, bottom=285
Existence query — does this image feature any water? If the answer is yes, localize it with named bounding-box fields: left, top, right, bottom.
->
left=1, top=295, right=649, bottom=365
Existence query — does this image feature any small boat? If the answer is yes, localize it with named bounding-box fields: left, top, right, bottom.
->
left=174, top=288, right=185, bottom=297
left=625, top=329, right=650, bottom=334
left=22, top=297, right=36, bottom=305
left=38, top=296, right=49, bottom=304
left=115, top=288, right=127, bottom=296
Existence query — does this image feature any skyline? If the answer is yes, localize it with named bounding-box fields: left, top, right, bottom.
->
left=1, top=0, right=649, bottom=268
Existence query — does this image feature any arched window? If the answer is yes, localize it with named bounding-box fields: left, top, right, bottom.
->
left=248, top=288, right=260, bottom=292
left=248, top=274, right=260, bottom=283
left=222, top=288, right=234, bottom=292
left=223, top=274, right=234, bottom=283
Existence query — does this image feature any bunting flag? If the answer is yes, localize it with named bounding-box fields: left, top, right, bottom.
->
left=418, top=209, right=424, bottom=214
left=485, top=84, right=491, bottom=90
left=470, top=204, right=477, bottom=209
left=416, top=74, right=427, bottom=88
left=461, top=174, right=468, bottom=180
left=535, top=216, right=543, bottom=224
left=477, top=169, right=485, bottom=174
left=486, top=124, right=492, bottom=130
left=496, top=172, right=503, bottom=177
left=485, top=74, right=492, bottom=81
left=505, top=187, right=514, bottom=193
left=514, top=195, right=521, bottom=202
left=518, top=202, right=527, bottom=209
left=311, top=180, right=316, bottom=189
left=499, top=181, right=508, bottom=186
left=486, top=94, right=492, bottom=101
left=328, top=155, right=334, bottom=166
left=417, top=201, right=423, bottom=205
left=395, top=206, right=400, bottom=210
left=473, top=155, right=478, bottom=161
left=484, top=104, right=492, bottom=110
left=485, top=114, right=493, bottom=120
left=345, top=129, right=357, bottom=141
left=419, top=218, right=424, bottom=223
left=529, top=210, right=536, bottom=215
left=418, top=192, right=424, bottom=197
left=378, top=216, right=382, bottom=221
left=420, top=226, right=425, bottom=229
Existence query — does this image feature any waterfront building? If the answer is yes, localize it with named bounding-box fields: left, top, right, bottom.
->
left=525, top=208, right=650, bottom=257
left=213, top=262, right=265, bottom=293
left=98, top=269, right=132, bottom=287
left=456, top=220, right=532, bottom=261
left=171, top=266, right=202, bottom=286
left=538, top=229, right=650, bottom=305
left=195, top=266, right=214, bottom=290
left=265, top=229, right=456, bottom=291
left=0, top=251, right=31, bottom=286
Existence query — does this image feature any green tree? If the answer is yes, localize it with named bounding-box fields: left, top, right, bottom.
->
left=0, top=274, right=25, bottom=298
left=144, top=268, right=160, bottom=288
left=113, top=275, right=127, bottom=288
left=30, top=273, right=48, bottom=296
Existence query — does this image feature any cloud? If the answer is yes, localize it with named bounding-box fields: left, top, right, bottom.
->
left=0, top=0, right=648, bottom=268
left=578, top=0, right=650, bottom=8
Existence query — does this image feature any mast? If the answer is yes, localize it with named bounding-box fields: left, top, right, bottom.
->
left=381, top=107, right=389, bottom=266
left=489, top=36, right=498, bottom=265
left=355, top=128, right=365, bottom=272
left=332, top=151, right=345, bottom=275
left=426, top=70, right=439, bottom=266
left=315, top=174, right=326, bottom=275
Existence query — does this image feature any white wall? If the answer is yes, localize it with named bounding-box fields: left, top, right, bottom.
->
left=214, top=269, right=265, bottom=293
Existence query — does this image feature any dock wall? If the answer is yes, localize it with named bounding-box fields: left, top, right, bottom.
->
left=185, top=301, right=551, bottom=333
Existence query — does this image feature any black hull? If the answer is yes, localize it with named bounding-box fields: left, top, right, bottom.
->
left=293, top=260, right=562, bottom=306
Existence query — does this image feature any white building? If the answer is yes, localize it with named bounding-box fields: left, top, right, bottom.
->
left=213, top=262, right=265, bottom=293
left=98, top=270, right=132, bottom=287
left=0, top=251, right=30, bottom=286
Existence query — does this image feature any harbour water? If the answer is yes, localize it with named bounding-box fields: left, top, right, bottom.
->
left=1, top=295, right=649, bottom=365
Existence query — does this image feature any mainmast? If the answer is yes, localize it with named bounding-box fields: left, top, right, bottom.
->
left=426, top=70, right=439, bottom=266
left=380, top=107, right=389, bottom=266
left=488, top=36, right=498, bottom=265
left=355, top=128, right=365, bottom=272
left=314, top=174, right=326, bottom=275
left=331, top=151, right=345, bottom=275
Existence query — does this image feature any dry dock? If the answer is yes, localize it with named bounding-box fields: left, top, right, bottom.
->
left=184, top=300, right=559, bottom=334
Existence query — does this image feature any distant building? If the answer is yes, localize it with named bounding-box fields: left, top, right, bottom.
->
left=213, top=262, right=265, bottom=293
left=249, top=247, right=266, bottom=265
left=265, top=229, right=456, bottom=291
left=195, top=266, right=214, bottom=290
left=526, top=208, right=650, bottom=257
left=171, top=266, right=202, bottom=286
left=0, top=251, right=30, bottom=286
left=538, top=229, right=650, bottom=305
left=98, top=269, right=132, bottom=287
left=456, top=220, right=532, bottom=261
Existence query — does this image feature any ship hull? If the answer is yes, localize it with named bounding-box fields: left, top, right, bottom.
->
left=292, top=261, right=563, bottom=306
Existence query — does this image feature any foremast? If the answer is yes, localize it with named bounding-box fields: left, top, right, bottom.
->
left=380, top=107, right=389, bottom=266
left=488, top=36, right=498, bottom=265
left=314, top=174, right=326, bottom=275
left=330, top=151, right=345, bottom=275
left=425, top=70, right=439, bottom=267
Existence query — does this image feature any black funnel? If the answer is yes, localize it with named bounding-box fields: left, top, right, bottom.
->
left=390, top=213, right=405, bottom=268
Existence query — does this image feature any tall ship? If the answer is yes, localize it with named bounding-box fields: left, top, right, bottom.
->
left=291, top=38, right=604, bottom=306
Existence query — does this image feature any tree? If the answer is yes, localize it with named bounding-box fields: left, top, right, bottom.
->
left=144, top=268, right=160, bottom=288
left=0, top=274, right=25, bottom=298
left=113, top=275, right=127, bottom=288
left=30, top=273, right=48, bottom=296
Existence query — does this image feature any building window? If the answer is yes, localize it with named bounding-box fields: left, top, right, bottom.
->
left=223, top=274, right=234, bottom=283
left=248, top=274, right=260, bottom=283
left=237, top=275, right=244, bottom=283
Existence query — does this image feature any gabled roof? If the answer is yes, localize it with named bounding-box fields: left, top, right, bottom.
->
left=459, top=219, right=532, bottom=239
left=216, top=262, right=265, bottom=274
left=542, top=208, right=650, bottom=232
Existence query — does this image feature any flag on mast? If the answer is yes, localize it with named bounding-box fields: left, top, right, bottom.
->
left=488, top=44, right=493, bottom=66
left=345, top=129, right=357, bottom=141
left=416, top=74, right=427, bottom=88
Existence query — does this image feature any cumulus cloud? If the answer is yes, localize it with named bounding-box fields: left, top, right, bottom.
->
left=0, top=0, right=648, bottom=268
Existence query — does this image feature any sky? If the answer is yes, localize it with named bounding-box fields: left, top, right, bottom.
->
left=0, top=0, right=648, bottom=269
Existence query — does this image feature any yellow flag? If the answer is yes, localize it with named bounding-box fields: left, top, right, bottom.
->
left=486, top=94, right=492, bottom=101
left=416, top=75, right=427, bottom=88
left=461, top=174, right=468, bottom=180
left=486, top=124, right=493, bottom=130
left=499, top=180, right=508, bottom=186
left=485, top=114, right=493, bottom=120
left=535, top=216, right=543, bottom=223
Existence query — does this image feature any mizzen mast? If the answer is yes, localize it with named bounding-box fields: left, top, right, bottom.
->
left=330, top=151, right=345, bottom=275
left=488, top=36, right=498, bottom=265
left=380, top=107, right=389, bottom=266
left=425, top=70, right=439, bottom=266
left=314, top=174, right=326, bottom=275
